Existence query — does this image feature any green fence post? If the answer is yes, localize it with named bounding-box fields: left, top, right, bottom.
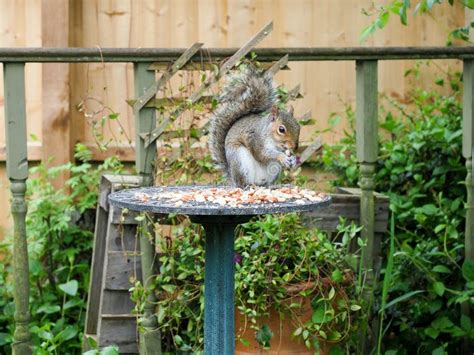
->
left=463, top=59, right=474, bottom=266
left=462, top=59, right=474, bottom=351
left=356, top=60, right=378, bottom=350
left=133, top=62, right=161, bottom=354
left=4, top=62, right=32, bottom=355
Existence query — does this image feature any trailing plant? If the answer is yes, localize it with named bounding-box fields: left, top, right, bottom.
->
left=151, top=214, right=362, bottom=353
left=322, top=67, right=474, bottom=353
left=0, top=144, right=123, bottom=354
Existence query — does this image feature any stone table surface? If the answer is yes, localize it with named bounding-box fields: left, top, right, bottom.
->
left=108, top=185, right=331, bottom=216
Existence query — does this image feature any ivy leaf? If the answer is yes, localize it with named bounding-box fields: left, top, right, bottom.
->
left=331, top=269, right=343, bottom=283
left=256, top=324, right=273, bottom=346
left=312, top=306, right=325, bottom=323
left=59, top=280, right=78, bottom=296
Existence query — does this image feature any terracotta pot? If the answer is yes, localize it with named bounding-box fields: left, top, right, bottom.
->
left=235, top=290, right=331, bottom=355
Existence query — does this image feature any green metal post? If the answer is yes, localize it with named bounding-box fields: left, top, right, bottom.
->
left=202, top=222, right=236, bottom=355
left=133, top=62, right=161, bottom=354
left=462, top=59, right=474, bottom=352
left=356, top=60, right=378, bottom=349
left=4, top=62, right=32, bottom=354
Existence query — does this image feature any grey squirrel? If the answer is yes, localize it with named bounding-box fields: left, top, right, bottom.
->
left=208, top=65, right=300, bottom=187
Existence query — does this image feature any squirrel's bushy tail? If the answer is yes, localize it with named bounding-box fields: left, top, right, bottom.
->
left=208, top=65, right=276, bottom=171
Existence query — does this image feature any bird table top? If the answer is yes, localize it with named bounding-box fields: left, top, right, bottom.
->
left=108, top=185, right=331, bottom=216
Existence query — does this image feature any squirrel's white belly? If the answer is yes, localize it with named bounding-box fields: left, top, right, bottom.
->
left=235, top=147, right=280, bottom=185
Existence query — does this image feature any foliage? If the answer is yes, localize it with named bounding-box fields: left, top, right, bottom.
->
left=360, top=0, right=474, bottom=45
left=0, top=144, right=123, bottom=354
left=323, top=67, right=474, bottom=353
left=148, top=213, right=362, bottom=353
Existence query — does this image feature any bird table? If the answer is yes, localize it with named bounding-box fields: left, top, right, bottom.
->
left=108, top=185, right=331, bottom=355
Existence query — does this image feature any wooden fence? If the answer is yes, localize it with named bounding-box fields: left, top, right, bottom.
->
left=0, top=0, right=467, bottom=237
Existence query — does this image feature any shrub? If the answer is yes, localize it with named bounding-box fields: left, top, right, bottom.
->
left=0, top=144, right=122, bottom=354
left=323, top=69, right=474, bottom=353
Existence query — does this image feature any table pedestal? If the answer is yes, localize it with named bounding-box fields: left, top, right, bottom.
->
left=191, top=215, right=251, bottom=355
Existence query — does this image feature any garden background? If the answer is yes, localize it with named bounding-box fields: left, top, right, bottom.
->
left=0, top=0, right=467, bottom=238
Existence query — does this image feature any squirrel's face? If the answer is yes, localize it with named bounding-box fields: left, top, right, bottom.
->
left=270, top=106, right=300, bottom=152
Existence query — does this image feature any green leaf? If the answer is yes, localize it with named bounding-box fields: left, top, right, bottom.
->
left=239, top=338, right=251, bottom=347
left=432, top=316, right=454, bottom=330
left=461, top=314, right=472, bottom=331
left=312, top=306, right=325, bottom=323
left=293, top=327, right=303, bottom=336
left=59, top=280, right=79, bottom=296
left=360, top=23, right=377, bottom=43
left=432, top=346, right=445, bottom=355
left=419, top=204, right=438, bottom=216
left=108, top=112, right=120, bottom=120
left=331, top=269, right=343, bottom=283
left=350, top=304, right=362, bottom=311
left=433, top=265, right=451, bottom=274
left=162, top=284, right=176, bottom=293
left=464, top=0, right=474, bottom=9
left=378, top=11, right=390, bottom=29
left=462, top=261, right=474, bottom=281
left=433, top=281, right=445, bottom=296
left=101, top=346, right=120, bottom=355
left=379, top=290, right=425, bottom=312
left=328, top=286, right=336, bottom=300
left=425, top=326, right=440, bottom=339
left=37, top=304, right=61, bottom=314
left=399, top=5, right=408, bottom=25
left=256, top=324, right=273, bottom=346
left=329, top=345, right=345, bottom=355
left=57, top=326, right=78, bottom=342
left=0, top=332, right=11, bottom=346
left=87, top=335, right=98, bottom=349
left=427, top=0, right=437, bottom=10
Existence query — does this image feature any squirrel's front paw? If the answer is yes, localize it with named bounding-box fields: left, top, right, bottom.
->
left=280, top=154, right=297, bottom=168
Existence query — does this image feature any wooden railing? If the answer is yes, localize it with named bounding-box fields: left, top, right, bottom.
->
left=3, top=45, right=474, bottom=354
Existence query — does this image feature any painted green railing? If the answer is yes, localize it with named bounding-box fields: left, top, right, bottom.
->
left=2, top=46, right=474, bottom=354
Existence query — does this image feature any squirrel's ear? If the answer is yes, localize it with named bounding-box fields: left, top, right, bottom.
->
left=288, top=105, right=294, bottom=115
left=270, top=105, right=278, bottom=121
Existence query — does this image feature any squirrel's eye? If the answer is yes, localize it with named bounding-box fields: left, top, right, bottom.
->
left=278, top=125, right=286, bottom=135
